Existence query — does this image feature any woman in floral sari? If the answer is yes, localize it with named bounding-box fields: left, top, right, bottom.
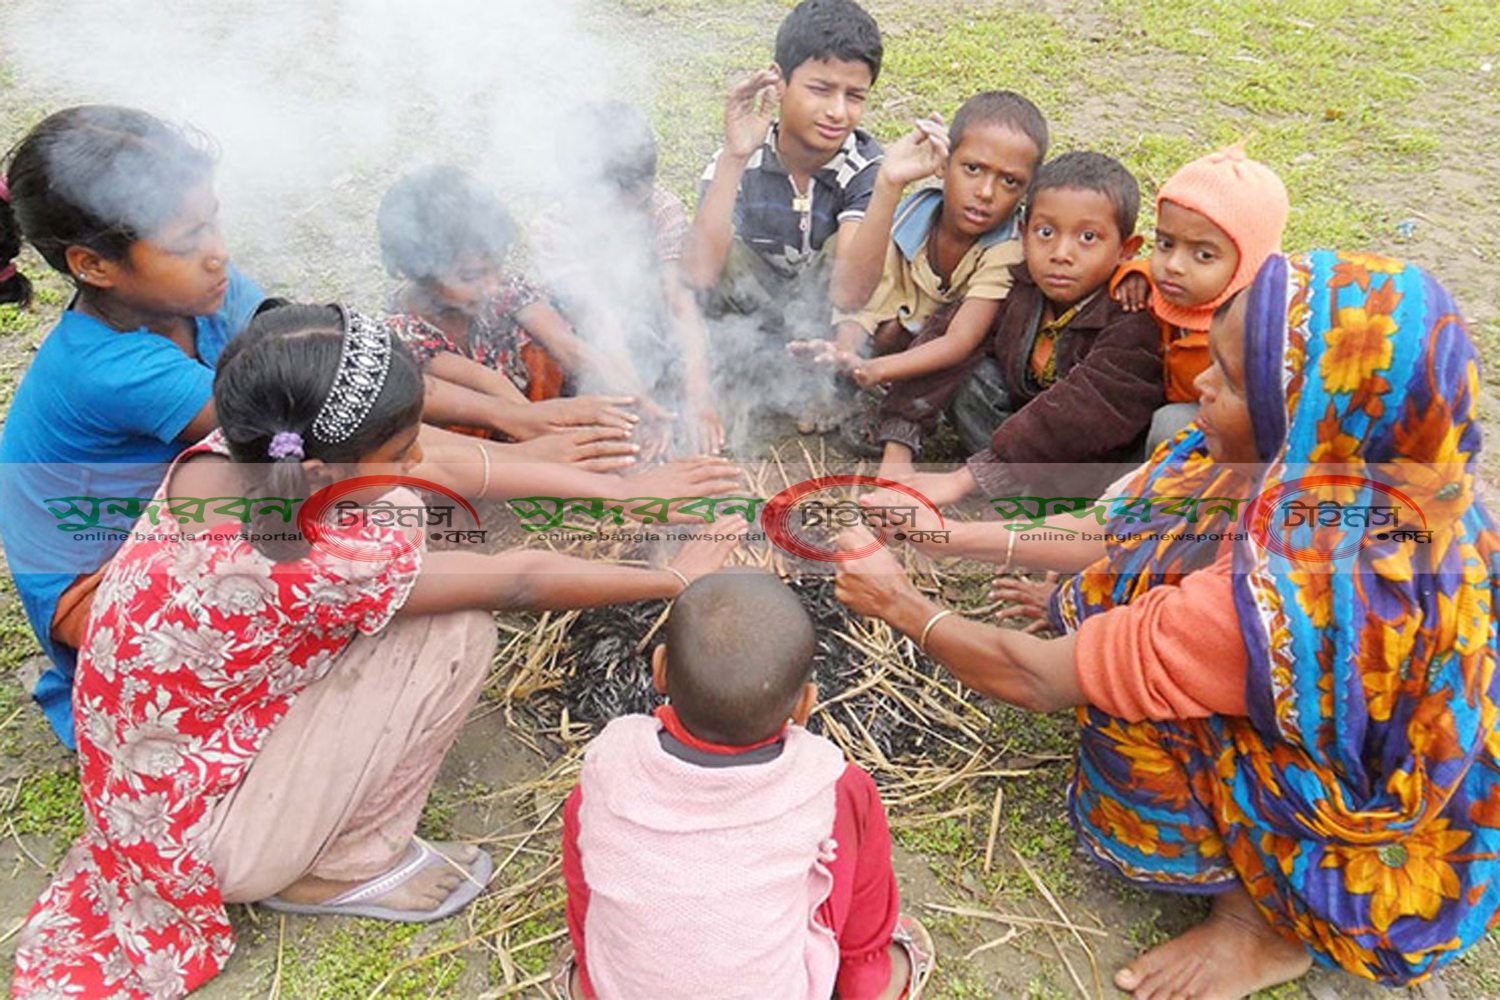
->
left=835, top=250, right=1500, bottom=998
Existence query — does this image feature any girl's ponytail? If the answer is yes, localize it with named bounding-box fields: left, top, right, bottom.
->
left=256, top=429, right=317, bottom=561
left=0, top=177, right=32, bottom=307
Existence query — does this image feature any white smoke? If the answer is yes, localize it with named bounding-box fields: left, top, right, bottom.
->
left=0, top=0, right=850, bottom=457
left=0, top=0, right=647, bottom=295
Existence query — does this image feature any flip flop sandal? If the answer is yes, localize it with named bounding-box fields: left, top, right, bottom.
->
left=257, top=839, right=494, bottom=923
left=893, top=912, right=935, bottom=999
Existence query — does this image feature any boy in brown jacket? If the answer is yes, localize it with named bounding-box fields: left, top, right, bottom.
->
left=875, top=152, right=1163, bottom=503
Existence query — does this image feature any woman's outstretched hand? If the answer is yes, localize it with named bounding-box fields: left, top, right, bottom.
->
left=989, top=570, right=1059, bottom=634
left=832, top=525, right=923, bottom=619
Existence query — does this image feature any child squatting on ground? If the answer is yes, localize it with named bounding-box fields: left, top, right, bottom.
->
left=0, top=105, right=266, bottom=748
left=877, top=151, right=1165, bottom=505
left=1112, top=142, right=1289, bottom=451
left=558, top=569, right=933, bottom=1000
left=684, top=0, right=885, bottom=427
left=378, top=164, right=645, bottom=442
left=532, top=100, right=725, bottom=457
left=789, top=91, right=1049, bottom=440
left=10, top=301, right=744, bottom=999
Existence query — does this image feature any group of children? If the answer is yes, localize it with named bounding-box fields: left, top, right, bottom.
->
left=0, top=0, right=1315, bottom=996
left=677, top=0, right=1290, bottom=503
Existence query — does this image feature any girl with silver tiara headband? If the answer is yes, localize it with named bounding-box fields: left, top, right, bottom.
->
left=11, top=300, right=749, bottom=1000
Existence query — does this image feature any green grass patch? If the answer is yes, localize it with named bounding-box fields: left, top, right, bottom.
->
left=278, top=920, right=465, bottom=999
left=5, top=767, right=85, bottom=842
left=1472, top=318, right=1500, bottom=385
left=893, top=811, right=972, bottom=861
left=414, top=786, right=462, bottom=842
left=929, top=957, right=1004, bottom=998
left=1087, top=0, right=1499, bottom=249
left=874, top=7, right=1097, bottom=132
left=0, top=577, right=40, bottom=677
left=504, top=885, right=568, bottom=978
left=1025, top=973, right=1071, bottom=1000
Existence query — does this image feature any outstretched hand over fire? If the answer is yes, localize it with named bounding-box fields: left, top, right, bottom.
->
left=832, top=525, right=922, bottom=620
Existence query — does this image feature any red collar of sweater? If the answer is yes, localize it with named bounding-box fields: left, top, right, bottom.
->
left=655, top=705, right=785, bottom=755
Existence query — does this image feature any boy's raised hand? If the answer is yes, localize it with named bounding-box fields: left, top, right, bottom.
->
left=786, top=340, right=891, bottom=389
left=723, top=67, right=780, bottom=158
left=878, top=115, right=949, bottom=189
left=849, top=357, right=893, bottom=390
left=787, top=338, right=859, bottom=372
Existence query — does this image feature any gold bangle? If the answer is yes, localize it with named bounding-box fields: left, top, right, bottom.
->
left=472, top=442, right=492, bottom=498
left=1000, top=529, right=1018, bottom=575
left=665, top=566, right=691, bottom=595
left=918, top=609, right=954, bottom=655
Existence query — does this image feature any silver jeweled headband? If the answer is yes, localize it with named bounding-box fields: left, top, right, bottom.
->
left=310, top=305, right=394, bottom=445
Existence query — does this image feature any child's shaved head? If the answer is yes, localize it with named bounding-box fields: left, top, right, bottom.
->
left=662, top=570, right=816, bottom=746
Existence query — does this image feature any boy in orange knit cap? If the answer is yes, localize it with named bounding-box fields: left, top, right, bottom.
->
left=1113, top=143, right=1289, bottom=450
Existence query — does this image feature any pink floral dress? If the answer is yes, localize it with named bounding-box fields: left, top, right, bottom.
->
left=386, top=273, right=543, bottom=393
left=11, top=433, right=421, bottom=999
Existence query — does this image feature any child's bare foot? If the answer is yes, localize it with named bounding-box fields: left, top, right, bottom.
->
left=277, top=841, right=482, bottom=914
left=877, top=442, right=916, bottom=482
left=1114, top=886, right=1311, bottom=1000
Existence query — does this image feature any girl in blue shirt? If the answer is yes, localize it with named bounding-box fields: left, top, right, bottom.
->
left=0, top=105, right=265, bottom=745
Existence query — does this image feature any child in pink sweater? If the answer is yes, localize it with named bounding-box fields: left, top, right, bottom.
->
left=558, top=570, right=932, bottom=999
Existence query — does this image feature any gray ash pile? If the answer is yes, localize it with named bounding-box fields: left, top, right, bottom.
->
left=549, top=576, right=990, bottom=767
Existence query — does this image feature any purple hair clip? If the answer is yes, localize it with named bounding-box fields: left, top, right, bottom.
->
left=268, top=431, right=305, bottom=461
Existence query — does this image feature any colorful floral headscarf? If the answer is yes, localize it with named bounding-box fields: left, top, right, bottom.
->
left=1059, top=250, right=1500, bottom=983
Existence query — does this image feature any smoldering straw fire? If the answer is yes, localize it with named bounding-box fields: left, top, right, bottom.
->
left=528, top=575, right=994, bottom=771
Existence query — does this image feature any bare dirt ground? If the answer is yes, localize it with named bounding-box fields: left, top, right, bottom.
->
left=1, top=1, right=1499, bottom=997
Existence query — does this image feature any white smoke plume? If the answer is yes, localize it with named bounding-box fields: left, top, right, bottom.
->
left=1, top=0, right=645, bottom=289
left=0, top=0, right=849, bottom=456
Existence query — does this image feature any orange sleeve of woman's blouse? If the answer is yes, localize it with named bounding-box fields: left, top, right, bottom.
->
left=1072, top=545, right=1248, bottom=720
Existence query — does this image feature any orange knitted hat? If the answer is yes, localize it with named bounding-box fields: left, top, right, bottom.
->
left=1152, top=143, right=1289, bottom=330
